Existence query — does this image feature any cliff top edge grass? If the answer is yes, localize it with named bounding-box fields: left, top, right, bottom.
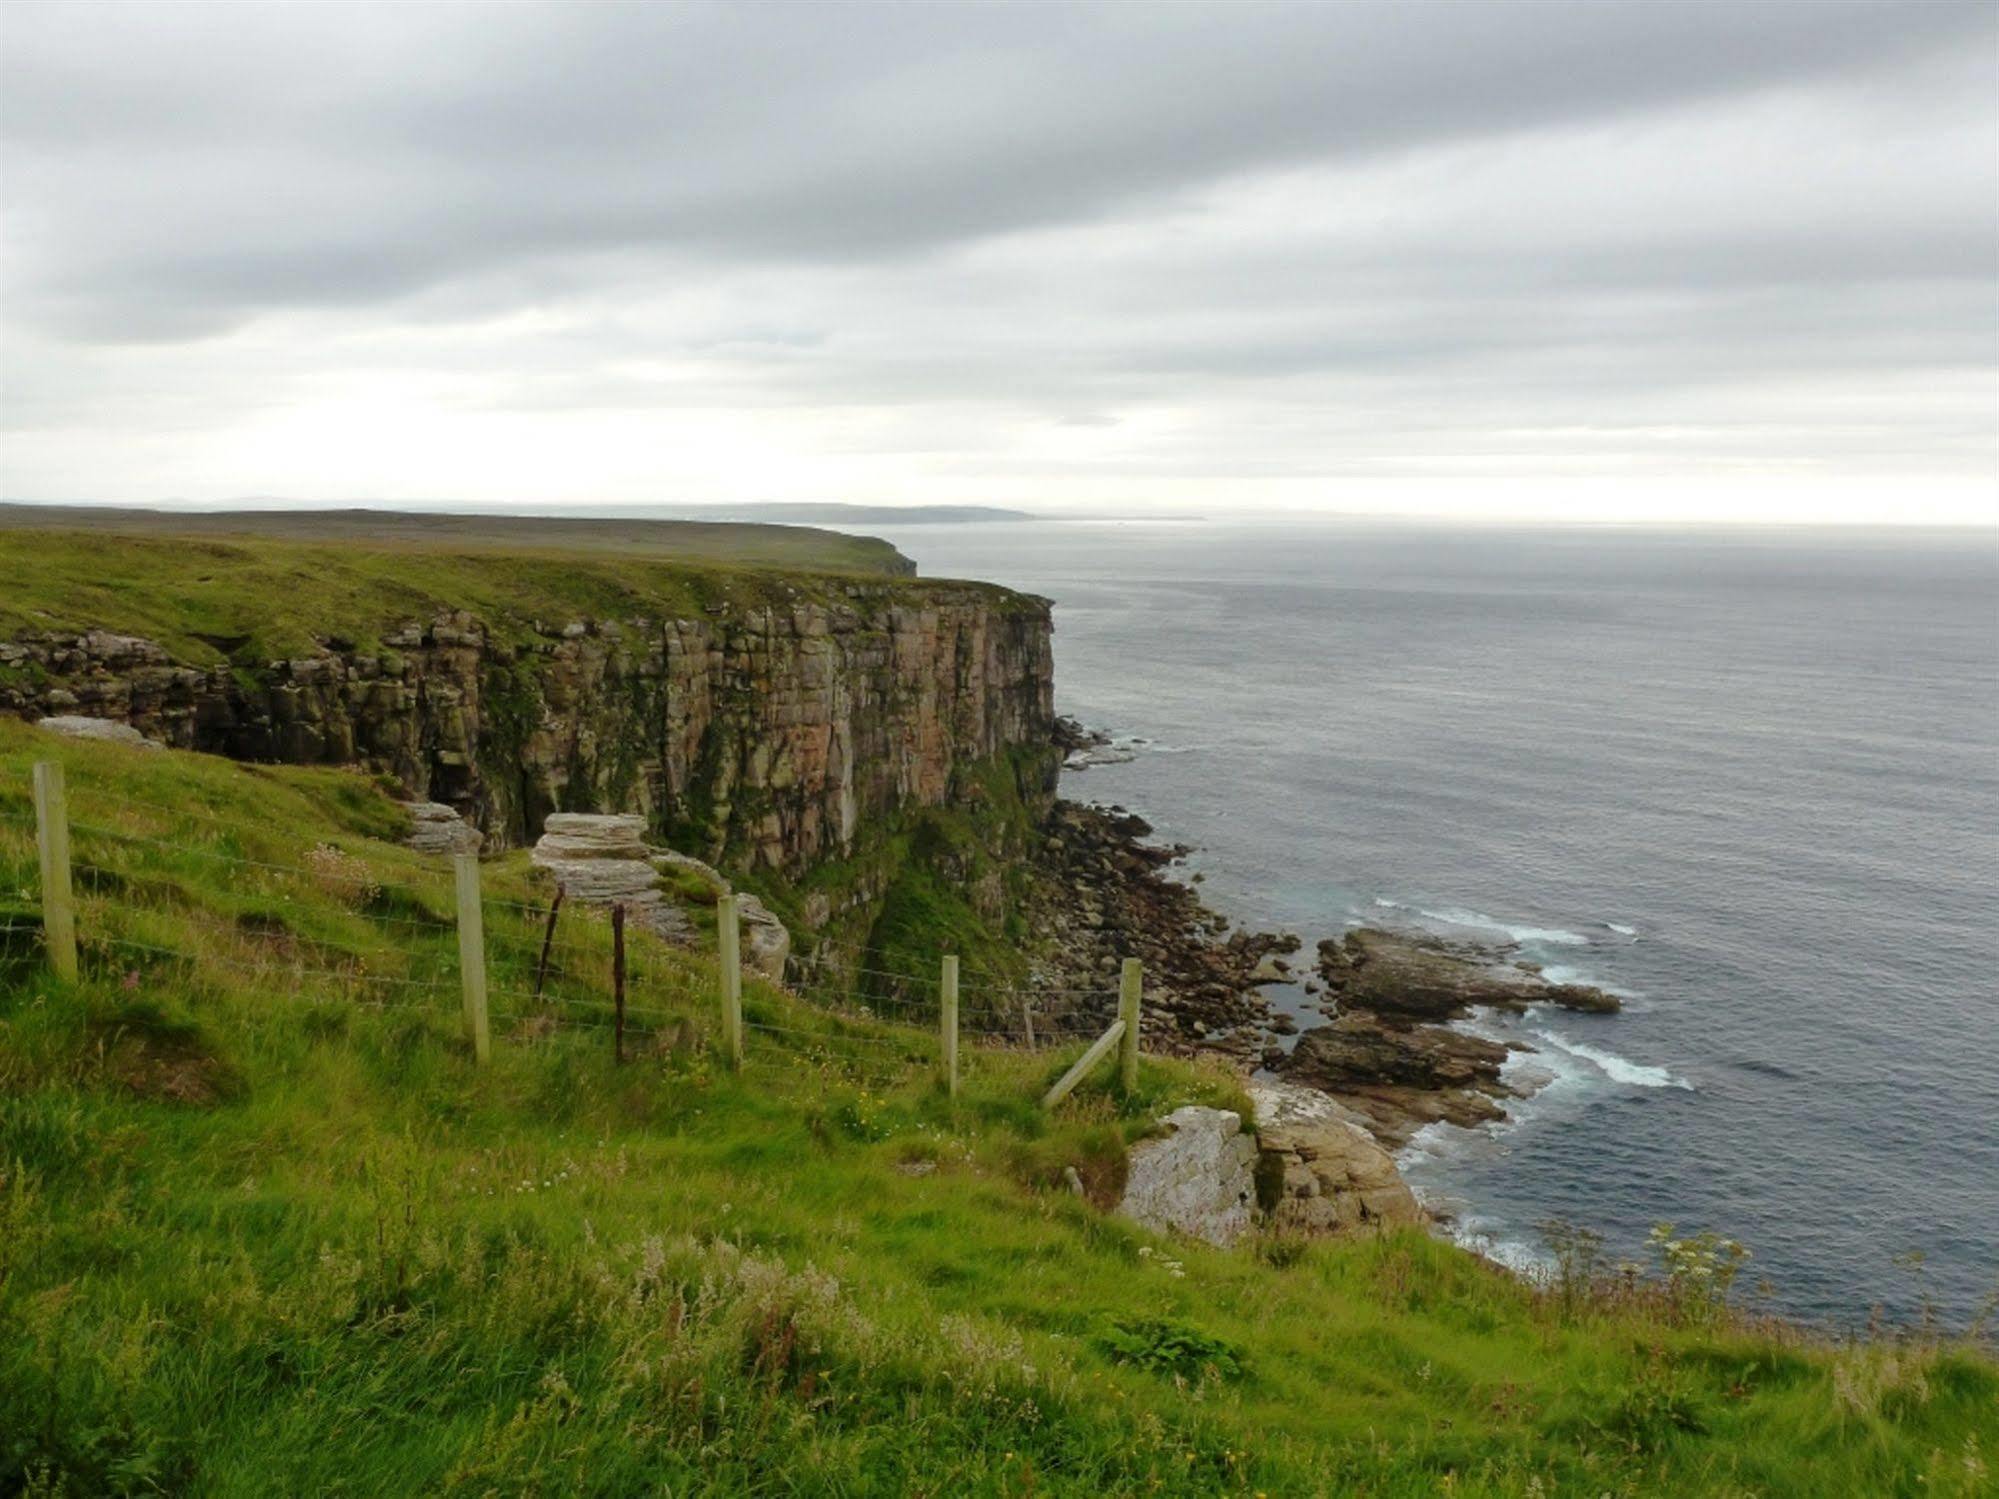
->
left=1, top=521, right=1039, bottom=666
left=0, top=503, right=911, bottom=573
left=1, top=721, right=1993, bottom=1498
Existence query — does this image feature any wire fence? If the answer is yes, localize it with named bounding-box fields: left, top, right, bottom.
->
left=4, top=758, right=1153, bottom=1103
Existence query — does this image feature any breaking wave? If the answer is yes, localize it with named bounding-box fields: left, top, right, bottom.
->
left=1414, top=905, right=1590, bottom=947
left=1533, top=1029, right=1693, bottom=1090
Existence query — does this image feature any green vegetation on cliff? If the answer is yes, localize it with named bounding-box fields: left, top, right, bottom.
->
left=0, top=517, right=958, bottom=666
left=1, top=722, right=1992, bottom=1497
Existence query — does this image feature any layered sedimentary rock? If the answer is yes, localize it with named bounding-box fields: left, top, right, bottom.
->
left=1, top=588, right=1056, bottom=871
left=403, top=801, right=483, bottom=856
left=528, top=812, right=790, bottom=974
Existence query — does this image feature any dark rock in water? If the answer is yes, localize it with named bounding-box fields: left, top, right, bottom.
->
left=1286, top=1013, right=1509, bottom=1095
left=1275, top=925, right=1621, bottom=1144
left=1544, top=983, right=1620, bottom=1014
left=1317, top=927, right=1619, bottom=1019
left=1279, top=1014, right=1516, bottom=1146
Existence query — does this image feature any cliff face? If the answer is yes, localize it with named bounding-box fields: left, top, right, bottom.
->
left=1, top=585, right=1057, bottom=873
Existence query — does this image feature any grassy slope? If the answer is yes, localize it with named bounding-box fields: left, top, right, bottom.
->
left=0, top=721, right=1992, bottom=1498
left=0, top=519, right=960, bottom=667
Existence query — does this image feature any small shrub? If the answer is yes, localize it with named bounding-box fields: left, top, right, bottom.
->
left=832, top=1089, right=893, bottom=1143
left=1257, top=1232, right=1311, bottom=1270
left=303, top=843, right=380, bottom=909
left=1094, top=1316, right=1245, bottom=1383
left=1649, top=1222, right=1751, bottom=1325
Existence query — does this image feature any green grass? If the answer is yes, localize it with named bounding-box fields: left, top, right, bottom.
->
left=0, top=523, right=1017, bottom=666
left=1, top=721, right=1993, bottom=1497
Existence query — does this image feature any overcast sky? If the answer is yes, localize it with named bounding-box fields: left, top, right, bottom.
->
left=2, top=0, right=1994, bottom=523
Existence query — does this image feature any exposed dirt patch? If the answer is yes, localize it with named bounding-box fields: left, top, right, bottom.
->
left=87, top=1008, right=245, bottom=1107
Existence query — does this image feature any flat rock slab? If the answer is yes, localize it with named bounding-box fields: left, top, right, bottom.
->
left=536, top=813, right=649, bottom=860
left=1118, top=1106, right=1258, bottom=1247
left=36, top=715, right=160, bottom=751
left=403, top=801, right=483, bottom=856
left=527, top=813, right=783, bottom=957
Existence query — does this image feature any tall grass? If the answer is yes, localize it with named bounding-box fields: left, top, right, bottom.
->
left=1, top=722, right=1992, bottom=1496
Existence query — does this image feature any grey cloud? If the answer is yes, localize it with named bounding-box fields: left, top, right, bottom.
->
left=0, top=0, right=1991, bottom=502
left=2, top=0, right=1991, bottom=336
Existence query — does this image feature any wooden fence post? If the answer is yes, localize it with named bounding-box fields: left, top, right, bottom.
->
left=717, top=892, right=743, bottom=1069
left=1042, top=1019, right=1126, bottom=1109
left=940, top=954, right=959, bottom=1097
left=31, top=762, right=77, bottom=983
left=612, top=902, right=627, bottom=1064
left=1118, top=956, right=1142, bottom=1093
left=453, top=854, right=490, bottom=1064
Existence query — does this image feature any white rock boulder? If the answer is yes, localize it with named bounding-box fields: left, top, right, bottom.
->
left=1118, top=1106, right=1259, bottom=1247
left=35, top=715, right=159, bottom=751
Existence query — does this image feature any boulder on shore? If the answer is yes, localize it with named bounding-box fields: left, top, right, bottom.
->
left=1277, top=925, right=1622, bottom=1144
left=1318, top=927, right=1619, bottom=1018
left=1249, top=1080, right=1425, bottom=1231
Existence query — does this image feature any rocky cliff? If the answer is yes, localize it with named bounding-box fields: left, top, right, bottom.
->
left=1, top=585, right=1056, bottom=873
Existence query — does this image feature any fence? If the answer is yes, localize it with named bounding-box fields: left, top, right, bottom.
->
left=6, top=760, right=1148, bottom=1109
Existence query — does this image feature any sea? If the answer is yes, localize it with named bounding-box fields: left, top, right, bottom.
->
left=861, top=517, right=1999, bottom=1328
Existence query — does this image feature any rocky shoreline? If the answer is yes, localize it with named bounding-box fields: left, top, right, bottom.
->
left=1020, top=795, right=1291, bottom=1062
left=1033, top=718, right=1623, bottom=1156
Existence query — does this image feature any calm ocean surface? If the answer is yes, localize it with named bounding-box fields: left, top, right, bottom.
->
left=867, top=518, right=1999, bottom=1326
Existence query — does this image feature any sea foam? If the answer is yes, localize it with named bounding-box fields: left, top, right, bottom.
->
left=1416, top=905, right=1590, bottom=947
left=1533, top=1030, right=1692, bottom=1090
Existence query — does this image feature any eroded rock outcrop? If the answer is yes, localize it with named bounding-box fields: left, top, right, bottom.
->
left=1249, top=1080, right=1425, bottom=1232
left=1115, top=1090, right=1426, bottom=1247
left=2, top=587, right=1056, bottom=871
left=531, top=813, right=698, bottom=943
left=527, top=812, right=789, bottom=973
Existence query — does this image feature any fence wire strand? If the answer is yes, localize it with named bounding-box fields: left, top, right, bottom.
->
left=11, top=766, right=1167, bottom=1081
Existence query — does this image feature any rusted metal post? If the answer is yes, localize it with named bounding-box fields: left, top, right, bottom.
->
left=612, top=902, right=627, bottom=1064
left=532, top=886, right=564, bottom=1002
left=717, top=893, right=743, bottom=1068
